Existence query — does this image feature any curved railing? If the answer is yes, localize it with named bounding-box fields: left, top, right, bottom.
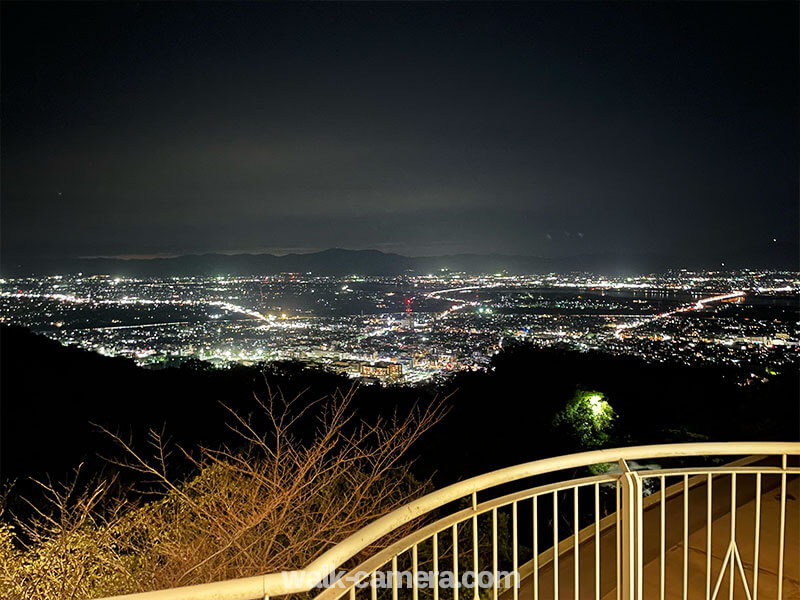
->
left=100, top=442, right=799, bottom=600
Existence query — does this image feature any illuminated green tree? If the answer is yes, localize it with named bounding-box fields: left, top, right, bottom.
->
left=552, top=390, right=615, bottom=450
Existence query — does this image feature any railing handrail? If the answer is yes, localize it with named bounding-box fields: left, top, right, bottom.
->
left=98, top=441, right=798, bottom=600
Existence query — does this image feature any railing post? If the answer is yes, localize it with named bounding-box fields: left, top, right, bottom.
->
left=618, top=460, right=642, bottom=600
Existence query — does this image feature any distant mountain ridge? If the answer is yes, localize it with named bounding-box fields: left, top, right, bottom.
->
left=1, top=243, right=797, bottom=277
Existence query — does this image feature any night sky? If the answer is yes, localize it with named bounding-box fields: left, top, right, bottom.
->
left=2, top=2, right=798, bottom=266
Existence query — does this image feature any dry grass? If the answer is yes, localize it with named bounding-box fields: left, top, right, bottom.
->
left=0, top=386, right=445, bottom=599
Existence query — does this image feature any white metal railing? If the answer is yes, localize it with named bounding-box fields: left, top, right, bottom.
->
left=99, top=442, right=799, bottom=600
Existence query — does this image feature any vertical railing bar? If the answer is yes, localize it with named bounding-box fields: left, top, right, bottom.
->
left=729, top=473, right=736, bottom=600
left=554, top=490, right=559, bottom=600
left=350, top=585, right=356, bottom=600
left=492, top=507, right=499, bottom=600
left=706, top=473, right=712, bottom=600
left=660, top=475, right=665, bottom=600
left=574, top=487, right=580, bottom=600
left=453, top=524, right=459, bottom=600
left=777, top=456, right=787, bottom=600
left=752, top=472, right=761, bottom=600
left=433, top=533, right=439, bottom=600
left=616, top=481, right=621, bottom=600
left=473, top=509, right=479, bottom=600
left=636, top=474, right=643, bottom=600
left=472, top=487, right=478, bottom=600
left=595, top=482, right=600, bottom=600
left=533, top=495, right=539, bottom=600
left=619, top=465, right=637, bottom=600
left=412, top=543, right=419, bottom=600
left=392, top=556, right=399, bottom=600
left=512, top=501, right=519, bottom=600
left=683, top=473, right=689, bottom=600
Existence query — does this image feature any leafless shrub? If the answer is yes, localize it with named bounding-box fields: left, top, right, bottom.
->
left=0, top=385, right=446, bottom=599
left=0, top=469, right=139, bottom=599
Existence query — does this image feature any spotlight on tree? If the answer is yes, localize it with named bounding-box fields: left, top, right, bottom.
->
left=553, top=390, right=616, bottom=450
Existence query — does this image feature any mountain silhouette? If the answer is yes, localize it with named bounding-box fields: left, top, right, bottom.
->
left=2, top=242, right=797, bottom=277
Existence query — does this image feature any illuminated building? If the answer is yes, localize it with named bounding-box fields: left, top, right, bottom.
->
left=360, top=361, right=403, bottom=381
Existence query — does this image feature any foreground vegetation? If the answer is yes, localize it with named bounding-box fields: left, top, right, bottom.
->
left=1, top=388, right=444, bottom=598
left=1, top=327, right=796, bottom=598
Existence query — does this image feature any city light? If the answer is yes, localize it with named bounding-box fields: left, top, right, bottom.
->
left=0, top=270, right=796, bottom=384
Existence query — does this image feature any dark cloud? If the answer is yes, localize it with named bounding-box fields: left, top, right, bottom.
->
left=2, top=2, right=797, bottom=264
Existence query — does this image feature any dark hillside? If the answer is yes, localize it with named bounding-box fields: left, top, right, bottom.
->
left=2, top=326, right=797, bottom=495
